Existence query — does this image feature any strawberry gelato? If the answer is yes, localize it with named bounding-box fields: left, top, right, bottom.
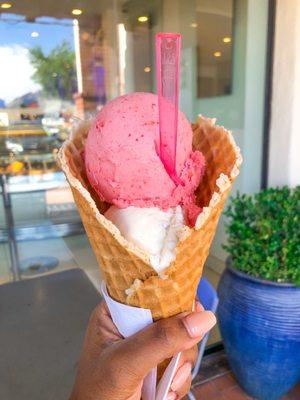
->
left=85, top=92, right=205, bottom=225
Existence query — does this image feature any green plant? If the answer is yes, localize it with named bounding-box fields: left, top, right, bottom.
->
left=29, top=41, right=76, bottom=100
left=223, top=186, right=300, bottom=285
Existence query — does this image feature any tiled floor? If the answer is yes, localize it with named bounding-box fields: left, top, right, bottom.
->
left=189, top=373, right=300, bottom=400
left=187, top=351, right=300, bottom=400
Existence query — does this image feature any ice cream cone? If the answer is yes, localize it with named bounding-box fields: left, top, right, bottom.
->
left=58, top=116, right=242, bottom=320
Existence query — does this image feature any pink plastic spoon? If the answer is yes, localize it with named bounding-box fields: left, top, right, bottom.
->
left=156, top=32, right=182, bottom=184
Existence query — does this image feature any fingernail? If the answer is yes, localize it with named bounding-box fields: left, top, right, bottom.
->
left=183, top=311, right=216, bottom=338
left=166, top=391, right=177, bottom=400
left=171, top=362, right=192, bottom=392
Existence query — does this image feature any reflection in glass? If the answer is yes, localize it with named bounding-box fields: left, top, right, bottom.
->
left=196, top=0, right=234, bottom=98
left=0, top=13, right=76, bottom=177
left=0, top=1, right=233, bottom=271
left=120, top=0, right=154, bottom=93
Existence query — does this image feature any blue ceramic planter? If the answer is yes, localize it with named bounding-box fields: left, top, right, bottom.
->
left=217, top=265, right=300, bottom=400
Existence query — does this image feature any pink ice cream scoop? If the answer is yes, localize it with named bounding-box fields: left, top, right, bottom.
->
left=84, top=92, right=205, bottom=225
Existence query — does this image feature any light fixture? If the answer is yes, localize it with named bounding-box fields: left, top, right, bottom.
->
left=117, top=23, right=127, bottom=95
left=138, top=16, right=148, bottom=23
left=144, top=66, right=151, bottom=73
left=1, top=3, right=12, bottom=8
left=73, top=19, right=83, bottom=94
left=223, top=37, right=231, bottom=43
left=31, top=31, right=39, bottom=38
left=72, top=9, right=82, bottom=16
left=82, top=32, right=90, bottom=41
left=214, top=51, right=222, bottom=57
left=190, top=22, right=197, bottom=28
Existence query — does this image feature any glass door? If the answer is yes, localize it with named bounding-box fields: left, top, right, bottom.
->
left=0, top=0, right=270, bottom=345
left=0, top=4, right=103, bottom=282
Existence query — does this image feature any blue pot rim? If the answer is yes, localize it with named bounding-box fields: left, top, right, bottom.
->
left=226, top=261, right=298, bottom=288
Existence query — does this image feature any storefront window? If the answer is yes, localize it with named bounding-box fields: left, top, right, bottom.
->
left=196, top=0, right=234, bottom=98
left=0, top=0, right=269, bottom=347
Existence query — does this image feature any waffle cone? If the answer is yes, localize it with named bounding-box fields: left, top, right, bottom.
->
left=58, top=116, right=242, bottom=320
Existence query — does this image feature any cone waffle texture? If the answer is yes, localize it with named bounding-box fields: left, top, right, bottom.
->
left=58, top=116, right=242, bottom=320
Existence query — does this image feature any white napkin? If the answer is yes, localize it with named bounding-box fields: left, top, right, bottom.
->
left=101, top=282, right=180, bottom=400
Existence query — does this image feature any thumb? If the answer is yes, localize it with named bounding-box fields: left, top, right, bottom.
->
left=115, top=309, right=216, bottom=380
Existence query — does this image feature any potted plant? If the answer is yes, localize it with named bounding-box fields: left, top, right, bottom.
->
left=217, top=186, right=300, bottom=400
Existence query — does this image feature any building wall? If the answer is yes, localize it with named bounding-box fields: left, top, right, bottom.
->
left=268, top=0, right=300, bottom=188
left=199, top=0, right=269, bottom=264
left=152, top=0, right=269, bottom=267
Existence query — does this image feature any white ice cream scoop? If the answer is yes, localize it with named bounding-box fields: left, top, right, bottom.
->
left=104, top=205, right=185, bottom=275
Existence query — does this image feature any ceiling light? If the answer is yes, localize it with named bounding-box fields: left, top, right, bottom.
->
left=31, top=31, right=39, bottom=38
left=138, top=16, right=148, bottom=23
left=223, top=37, right=231, bottom=43
left=82, top=32, right=90, bottom=41
left=190, top=23, right=197, bottom=28
left=72, top=9, right=82, bottom=16
left=214, top=51, right=222, bottom=57
left=144, top=67, right=151, bottom=73
left=1, top=3, right=12, bottom=8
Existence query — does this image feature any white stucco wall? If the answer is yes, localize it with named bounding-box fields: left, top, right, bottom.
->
left=268, top=0, right=300, bottom=187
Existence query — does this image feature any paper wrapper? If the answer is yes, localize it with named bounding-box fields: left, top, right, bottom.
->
left=101, top=282, right=180, bottom=400
left=58, top=115, right=242, bottom=392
